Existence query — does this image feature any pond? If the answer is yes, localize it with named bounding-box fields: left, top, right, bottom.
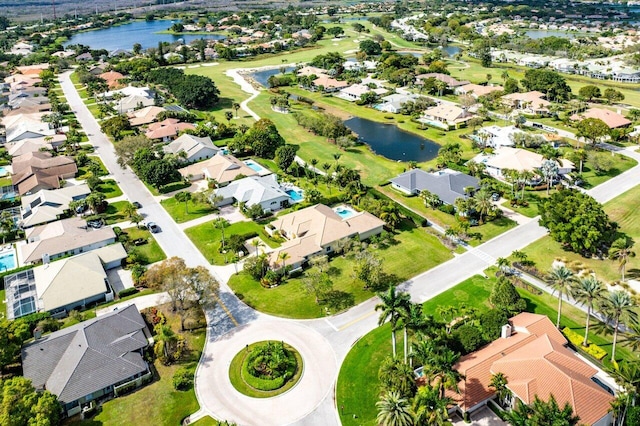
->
left=251, top=66, right=295, bottom=87
left=63, top=20, right=226, bottom=51
left=441, top=45, right=461, bottom=57
left=344, top=117, right=440, bottom=162
left=524, top=30, right=584, bottom=40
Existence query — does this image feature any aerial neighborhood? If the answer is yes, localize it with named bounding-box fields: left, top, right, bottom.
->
left=1, top=0, right=640, bottom=425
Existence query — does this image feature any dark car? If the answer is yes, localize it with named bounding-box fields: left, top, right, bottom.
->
left=87, top=219, right=103, bottom=229
left=491, top=193, right=500, bottom=201
left=147, top=222, right=159, bottom=233
left=132, top=202, right=142, bottom=209
left=133, top=238, right=147, bottom=246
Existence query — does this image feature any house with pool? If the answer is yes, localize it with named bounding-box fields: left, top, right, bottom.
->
left=214, top=174, right=295, bottom=213
left=178, top=154, right=259, bottom=185
left=265, top=204, right=385, bottom=271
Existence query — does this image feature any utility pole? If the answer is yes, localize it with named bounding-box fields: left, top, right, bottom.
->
left=52, top=0, right=56, bottom=20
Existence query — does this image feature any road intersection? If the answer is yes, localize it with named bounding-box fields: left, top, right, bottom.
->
left=60, top=70, right=640, bottom=425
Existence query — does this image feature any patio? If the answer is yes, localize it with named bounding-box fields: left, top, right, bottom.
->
left=450, top=407, right=507, bottom=426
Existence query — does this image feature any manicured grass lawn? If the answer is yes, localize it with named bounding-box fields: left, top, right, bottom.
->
left=228, top=220, right=452, bottom=318
left=160, top=197, right=215, bottom=224
left=76, top=304, right=205, bottom=426
left=422, top=274, right=496, bottom=319
left=578, top=153, right=637, bottom=189
left=185, top=220, right=280, bottom=265
left=123, top=227, right=166, bottom=265
left=523, top=183, right=640, bottom=283
left=96, top=179, right=123, bottom=199
left=103, top=201, right=129, bottom=225
left=190, top=417, right=219, bottom=426
left=337, top=323, right=401, bottom=426
left=77, top=156, right=109, bottom=179
left=0, top=177, right=12, bottom=187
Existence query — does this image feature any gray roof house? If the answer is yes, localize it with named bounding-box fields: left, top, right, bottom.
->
left=21, top=305, right=152, bottom=418
left=215, top=174, right=291, bottom=212
left=390, top=168, right=480, bottom=205
left=163, top=134, right=220, bottom=162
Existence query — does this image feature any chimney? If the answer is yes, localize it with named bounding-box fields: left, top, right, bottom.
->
left=501, top=324, right=513, bottom=339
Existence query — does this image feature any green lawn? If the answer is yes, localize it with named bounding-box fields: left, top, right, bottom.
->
left=103, top=201, right=130, bottom=225
left=96, top=179, right=123, bottom=199
left=77, top=156, right=109, bottom=179
left=185, top=220, right=280, bottom=265
left=0, top=177, right=11, bottom=187
left=123, top=227, right=166, bottom=265
left=160, top=197, right=215, bottom=224
left=336, top=323, right=401, bottom=426
left=422, top=274, right=496, bottom=319
left=189, top=417, right=219, bottom=426
left=0, top=289, right=5, bottom=319
left=228, top=220, right=452, bottom=318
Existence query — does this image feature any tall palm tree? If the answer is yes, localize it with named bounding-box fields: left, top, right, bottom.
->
left=609, top=360, right=640, bottom=408
left=601, top=290, right=637, bottom=362
left=399, top=302, right=425, bottom=364
left=376, top=286, right=411, bottom=358
left=474, top=188, right=493, bottom=224
left=609, top=237, right=636, bottom=282
left=412, top=384, right=452, bottom=426
left=278, top=251, right=290, bottom=270
left=489, top=372, right=511, bottom=407
left=572, top=275, right=606, bottom=347
left=547, top=266, right=576, bottom=328
left=378, top=357, right=417, bottom=398
left=376, top=391, right=414, bottom=426
left=213, top=217, right=230, bottom=249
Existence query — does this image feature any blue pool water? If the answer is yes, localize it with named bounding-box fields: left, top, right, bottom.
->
left=244, top=160, right=265, bottom=173
left=334, top=206, right=357, bottom=219
left=0, top=252, right=16, bottom=271
left=286, top=189, right=304, bottom=202
left=0, top=167, right=8, bottom=177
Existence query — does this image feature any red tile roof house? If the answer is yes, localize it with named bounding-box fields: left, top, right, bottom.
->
left=144, top=118, right=196, bottom=142
left=448, top=313, right=615, bottom=426
left=570, top=108, right=632, bottom=129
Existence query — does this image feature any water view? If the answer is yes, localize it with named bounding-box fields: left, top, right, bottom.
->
left=251, top=66, right=295, bottom=87
left=63, top=20, right=226, bottom=51
left=344, top=117, right=440, bottom=162
left=524, top=30, right=584, bottom=39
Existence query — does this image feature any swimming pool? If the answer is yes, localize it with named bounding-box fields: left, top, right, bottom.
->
left=333, top=205, right=357, bottom=219
left=0, top=167, right=8, bottom=177
left=286, top=189, right=304, bottom=202
left=0, top=251, right=16, bottom=271
left=244, top=160, right=267, bottom=173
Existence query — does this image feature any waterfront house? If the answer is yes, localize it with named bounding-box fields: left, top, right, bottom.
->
left=390, top=168, right=479, bottom=205
left=420, top=104, right=473, bottom=130
left=215, top=174, right=290, bottom=212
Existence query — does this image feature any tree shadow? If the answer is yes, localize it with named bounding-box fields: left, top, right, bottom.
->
left=625, top=268, right=640, bottom=280
left=322, top=290, right=355, bottom=311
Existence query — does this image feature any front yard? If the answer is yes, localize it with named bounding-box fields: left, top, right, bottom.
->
left=185, top=220, right=281, bottom=265
left=96, top=179, right=123, bottom=199
left=121, top=227, right=166, bottom=265
left=103, top=201, right=130, bottom=225
left=160, top=197, right=216, bottom=223
left=228, top=220, right=452, bottom=318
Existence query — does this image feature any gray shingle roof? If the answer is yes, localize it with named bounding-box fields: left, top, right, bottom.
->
left=390, top=168, right=480, bottom=205
left=22, top=305, right=151, bottom=405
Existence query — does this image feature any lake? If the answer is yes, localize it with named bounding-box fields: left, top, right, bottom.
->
left=63, top=20, right=226, bottom=51
left=524, top=30, right=583, bottom=40
left=344, top=117, right=440, bottom=162
left=251, top=66, right=295, bottom=87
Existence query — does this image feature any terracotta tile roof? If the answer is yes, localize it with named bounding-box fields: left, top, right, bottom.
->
left=99, top=71, right=125, bottom=89
left=510, top=312, right=567, bottom=344
left=313, top=74, right=349, bottom=89
left=178, top=154, right=257, bottom=184
left=127, top=106, right=165, bottom=126
left=144, top=118, right=195, bottom=140
left=570, top=108, right=632, bottom=129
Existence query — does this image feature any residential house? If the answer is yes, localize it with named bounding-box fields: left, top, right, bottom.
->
left=10, top=42, right=34, bottom=56
left=455, top=83, right=504, bottom=99
left=376, top=93, right=421, bottom=114
left=570, top=107, right=632, bottom=129
left=99, top=71, right=125, bottom=89
left=8, top=134, right=67, bottom=157
left=420, top=105, right=473, bottom=130
left=12, top=151, right=77, bottom=195
left=483, top=147, right=574, bottom=178
left=312, top=75, right=349, bottom=92
left=474, top=125, right=523, bottom=149
left=102, top=85, right=154, bottom=101
left=75, top=52, right=93, bottom=61
left=20, top=216, right=117, bottom=265
left=145, top=118, right=196, bottom=142
left=127, top=106, right=166, bottom=126
left=21, top=305, right=152, bottom=417
left=451, top=313, right=614, bottom=426
left=337, top=84, right=386, bottom=102
left=265, top=204, right=385, bottom=270
left=415, top=73, right=470, bottom=90
left=20, top=184, right=91, bottom=228
left=215, top=174, right=290, bottom=212
left=115, top=94, right=155, bottom=114
left=8, top=96, right=51, bottom=112
left=178, top=154, right=257, bottom=184
left=5, top=243, right=127, bottom=319
left=4, top=115, right=56, bottom=143
left=390, top=168, right=480, bottom=205
left=163, top=134, right=220, bottom=162
left=502, top=91, right=551, bottom=115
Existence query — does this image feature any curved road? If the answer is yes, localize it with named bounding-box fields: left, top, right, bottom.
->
left=60, top=70, right=640, bottom=425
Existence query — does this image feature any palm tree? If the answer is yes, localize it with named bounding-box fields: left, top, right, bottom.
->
left=572, top=275, right=606, bottom=347
left=376, top=391, right=414, bottom=426
left=412, top=384, right=452, bottom=426
left=473, top=189, right=491, bottom=225
left=332, top=152, right=341, bottom=166
left=547, top=265, right=576, bottom=328
left=130, top=213, right=143, bottom=228
left=278, top=251, right=290, bottom=270
left=399, top=302, right=424, bottom=364
left=601, top=290, right=637, bottom=362
left=375, top=286, right=411, bottom=358
left=378, top=357, right=417, bottom=398
left=213, top=217, right=230, bottom=249
left=541, top=159, right=559, bottom=195
left=175, top=191, right=192, bottom=214
left=609, top=237, right=636, bottom=282
left=233, top=102, right=240, bottom=118
left=489, top=372, right=511, bottom=407
left=436, top=305, right=457, bottom=334
left=123, top=201, right=137, bottom=219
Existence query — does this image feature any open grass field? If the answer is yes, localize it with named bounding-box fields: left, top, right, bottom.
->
left=185, top=220, right=280, bottom=265
left=160, top=197, right=216, bottom=224
left=522, top=183, right=640, bottom=284
left=228, top=219, right=452, bottom=318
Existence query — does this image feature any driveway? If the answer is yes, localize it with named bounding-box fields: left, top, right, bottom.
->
left=451, top=407, right=507, bottom=426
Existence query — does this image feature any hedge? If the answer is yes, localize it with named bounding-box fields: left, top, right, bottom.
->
left=118, top=288, right=139, bottom=298
left=562, top=327, right=607, bottom=360
left=241, top=359, right=286, bottom=391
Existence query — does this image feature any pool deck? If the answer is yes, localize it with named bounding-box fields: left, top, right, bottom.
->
left=243, top=160, right=272, bottom=177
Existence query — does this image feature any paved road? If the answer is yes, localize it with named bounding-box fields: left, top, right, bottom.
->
left=61, top=70, right=640, bottom=426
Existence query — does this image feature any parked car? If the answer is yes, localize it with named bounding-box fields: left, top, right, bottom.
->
left=133, top=238, right=147, bottom=246
left=491, top=193, right=500, bottom=201
left=132, top=202, right=142, bottom=209
left=87, top=219, right=103, bottom=229
left=147, top=222, right=159, bottom=233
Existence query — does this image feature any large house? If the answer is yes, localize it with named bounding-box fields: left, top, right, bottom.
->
left=376, top=93, right=422, bottom=114
left=570, top=107, right=632, bottom=129
left=451, top=313, right=614, bottom=426
left=99, top=71, right=125, bottom=89
left=215, top=174, right=290, bottom=212
left=474, top=125, right=523, bottom=149
left=483, top=147, right=574, bottom=178
left=145, top=118, right=196, bottom=142
left=455, top=83, right=503, bottom=99
left=415, top=73, right=470, bottom=90
left=20, top=216, right=117, bottom=265
left=163, top=134, right=220, bottom=162
left=12, top=151, right=77, bottom=195
left=420, top=105, right=473, bottom=130
left=265, top=204, right=385, bottom=270
left=390, top=169, right=480, bottom=205
left=502, top=91, right=551, bottom=115
left=21, top=305, right=153, bottom=417
left=5, top=243, right=127, bottom=319
left=127, top=106, right=166, bottom=126
left=20, top=184, right=91, bottom=228
left=178, top=154, right=258, bottom=185
left=312, top=75, right=349, bottom=92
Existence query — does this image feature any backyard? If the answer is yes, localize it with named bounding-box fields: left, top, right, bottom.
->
left=227, top=219, right=452, bottom=318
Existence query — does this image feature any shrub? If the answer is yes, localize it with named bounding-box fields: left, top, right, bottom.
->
left=438, top=204, right=456, bottom=215
left=490, top=277, right=527, bottom=314
left=118, top=287, right=139, bottom=298
left=562, top=327, right=607, bottom=360
left=173, top=366, right=195, bottom=390
left=479, top=309, right=508, bottom=341
left=455, top=324, right=485, bottom=354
